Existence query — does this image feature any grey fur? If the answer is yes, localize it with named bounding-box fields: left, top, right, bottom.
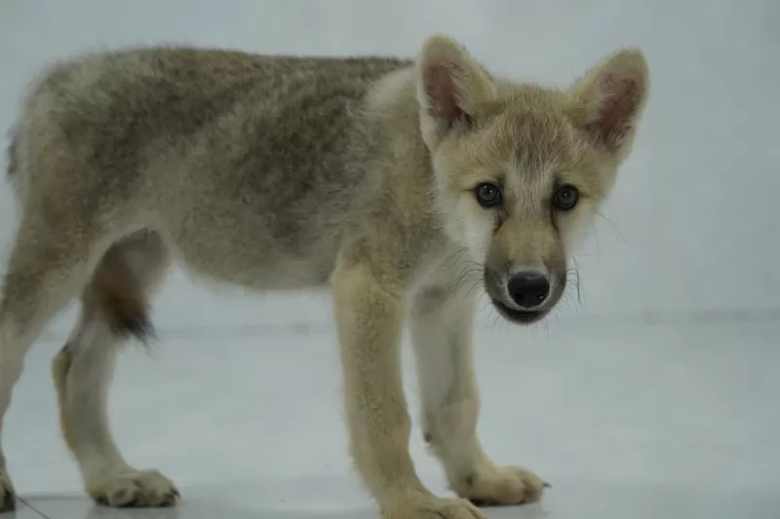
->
left=5, top=130, right=18, bottom=179
left=10, top=48, right=414, bottom=289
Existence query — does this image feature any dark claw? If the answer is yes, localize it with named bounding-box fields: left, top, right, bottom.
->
left=543, top=481, right=552, bottom=489
left=162, top=489, right=181, bottom=506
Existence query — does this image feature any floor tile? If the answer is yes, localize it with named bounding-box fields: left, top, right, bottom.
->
left=4, top=499, right=46, bottom=519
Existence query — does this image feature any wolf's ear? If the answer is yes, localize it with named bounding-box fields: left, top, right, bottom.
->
left=416, top=35, right=495, bottom=149
left=567, top=48, right=650, bottom=159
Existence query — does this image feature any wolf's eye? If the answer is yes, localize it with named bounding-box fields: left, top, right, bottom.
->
left=475, top=183, right=502, bottom=208
left=553, top=185, right=579, bottom=211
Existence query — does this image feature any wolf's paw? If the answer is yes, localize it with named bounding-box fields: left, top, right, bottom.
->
left=0, top=469, right=17, bottom=512
left=87, top=469, right=180, bottom=508
left=452, top=464, right=547, bottom=506
left=383, top=496, right=486, bottom=519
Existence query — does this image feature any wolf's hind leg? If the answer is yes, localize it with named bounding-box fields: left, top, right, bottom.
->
left=53, top=230, right=180, bottom=508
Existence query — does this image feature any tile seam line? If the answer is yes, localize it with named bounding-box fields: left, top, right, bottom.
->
left=34, top=307, right=780, bottom=345
left=17, top=497, right=53, bottom=519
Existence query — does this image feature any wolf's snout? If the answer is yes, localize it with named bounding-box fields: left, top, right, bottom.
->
left=507, top=272, right=550, bottom=309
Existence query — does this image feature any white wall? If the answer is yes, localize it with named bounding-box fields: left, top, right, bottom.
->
left=1, top=0, right=778, bottom=339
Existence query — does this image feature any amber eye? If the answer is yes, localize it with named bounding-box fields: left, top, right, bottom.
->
left=475, top=183, right=502, bottom=208
left=553, top=185, right=579, bottom=211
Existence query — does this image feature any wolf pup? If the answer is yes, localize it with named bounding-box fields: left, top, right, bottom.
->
left=0, top=34, right=648, bottom=517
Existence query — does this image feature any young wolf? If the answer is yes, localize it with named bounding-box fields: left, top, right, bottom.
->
left=0, top=35, right=649, bottom=517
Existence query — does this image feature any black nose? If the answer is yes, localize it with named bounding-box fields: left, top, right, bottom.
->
left=507, top=272, right=550, bottom=309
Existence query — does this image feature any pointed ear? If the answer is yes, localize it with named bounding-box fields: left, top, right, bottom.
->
left=416, top=34, right=496, bottom=149
left=567, top=48, right=650, bottom=159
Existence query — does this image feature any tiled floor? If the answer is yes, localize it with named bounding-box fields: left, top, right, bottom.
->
left=4, top=318, right=779, bottom=518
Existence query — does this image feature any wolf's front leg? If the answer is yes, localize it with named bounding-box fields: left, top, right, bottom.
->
left=410, top=286, right=547, bottom=507
left=333, top=262, right=485, bottom=519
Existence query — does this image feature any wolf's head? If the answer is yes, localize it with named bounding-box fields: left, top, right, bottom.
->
left=415, top=35, right=649, bottom=324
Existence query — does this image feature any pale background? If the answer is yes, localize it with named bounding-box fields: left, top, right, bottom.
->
left=0, top=1, right=778, bottom=519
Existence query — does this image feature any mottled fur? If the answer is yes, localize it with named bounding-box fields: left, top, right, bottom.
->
left=0, top=35, right=649, bottom=517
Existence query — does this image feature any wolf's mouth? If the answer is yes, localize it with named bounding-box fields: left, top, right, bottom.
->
left=491, top=299, right=547, bottom=324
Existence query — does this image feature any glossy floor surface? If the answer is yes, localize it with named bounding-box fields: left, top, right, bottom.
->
left=4, top=318, right=779, bottom=519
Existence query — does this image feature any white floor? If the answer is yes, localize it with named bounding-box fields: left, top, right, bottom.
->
left=3, top=317, right=779, bottom=519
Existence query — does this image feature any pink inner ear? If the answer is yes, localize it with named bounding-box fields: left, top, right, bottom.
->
left=587, top=77, right=640, bottom=147
left=425, top=63, right=467, bottom=127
